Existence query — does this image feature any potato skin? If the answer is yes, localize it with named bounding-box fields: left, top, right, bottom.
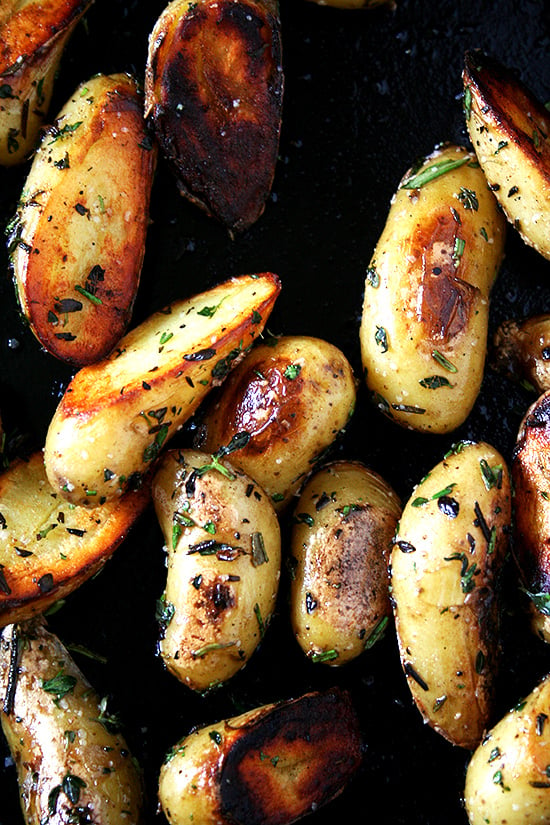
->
left=390, top=441, right=511, bottom=749
left=0, top=619, right=144, bottom=824
left=44, top=272, right=280, bottom=507
left=465, top=673, right=550, bottom=825
left=145, top=0, right=283, bottom=232
left=0, top=0, right=93, bottom=166
left=290, top=460, right=401, bottom=665
left=158, top=687, right=362, bottom=825
left=152, top=448, right=281, bottom=692
left=463, top=49, right=550, bottom=261
left=511, top=390, right=550, bottom=643
left=0, top=450, right=149, bottom=627
left=8, top=72, right=157, bottom=366
left=360, top=143, right=506, bottom=433
left=492, top=314, right=550, bottom=395
left=195, top=335, right=357, bottom=511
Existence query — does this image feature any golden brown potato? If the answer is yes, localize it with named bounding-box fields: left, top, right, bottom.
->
left=463, top=49, right=550, bottom=261
left=8, top=72, right=157, bottom=367
left=492, top=314, right=550, bottom=394
left=360, top=143, right=506, bottom=434
left=195, top=335, right=357, bottom=512
left=0, top=450, right=149, bottom=627
left=464, top=673, right=550, bottom=825
left=290, top=460, right=401, bottom=665
left=390, top=440, right=511, bottom=749
left=44, top=272, right=281, bottom=507
left=0, top=0, right=93, bottom=166
left=145, top=0, right=283, bottom=232
left=0, top=619, right=144, bottom=824
left=511, top=389, right=550, bottom=643
left=158, top=687, right=362, bottom=825
left=152, top=448, right=281, bottom=692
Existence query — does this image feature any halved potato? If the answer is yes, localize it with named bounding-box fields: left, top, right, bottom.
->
left=145, top=0, right=283, bottom=232
left=0, top=450, right=149, bottom=626
left=8, top=72, right=157, bottom=367
left=158, top=687, right=362, bottom=825
left=492, top=314, right=550, bottom=394
left=0, top=0, right=93, bottom=166
left=44, top=272, right=281, bottom=507
left=463, top=49, right=550, bottom=261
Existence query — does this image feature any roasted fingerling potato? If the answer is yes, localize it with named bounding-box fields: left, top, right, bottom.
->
left=492, top=314, right=550, bottom=394
left=195, top=335, right=357, bottom=512
left=463, top=49, right=550, bottom=261
left=158, top=687, right=363, bottom=825
left=145, top=0, right=283, bottom=233
left=0, top=0, right=94, bottom=166
left=360, top=143, right=506, bottom=434
left=390, top=440, right=511, bottom=749
left=44, top=272, right=281, bottom=507
left=290, top=460, right=401, bottom=666
left=152, top=448, right=281, bottom=692
left=8, top=72, right=157, bottom=367
left=0, top=619, right=144, bottom=824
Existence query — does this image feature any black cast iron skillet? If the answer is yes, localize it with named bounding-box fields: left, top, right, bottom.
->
left=1, top=1, right=550, bottom=822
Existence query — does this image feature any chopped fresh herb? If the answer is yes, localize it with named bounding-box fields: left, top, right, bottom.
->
left=284, top=363, right=302, bottom=380
left=431, top=350, right=458, bottom=373
left=419, top=375, right=453, bottom=389
left=95, top=696, right=121, bottom=732
left=197, top=298, right=225, bottom=317
left=365, top=265, right=380, bottom=287
left=463, top=85, right=472, bottom=119
left=310, top=649, right=338, bottom=664
left=495, top=139, right=508, bottom=154
left=444, top=552, right=479, bottom=593
left=254, top=603, right=266, bottom=638
left=401, top=155, right=469, bottom=189
left=452, top=237, right=466, bottom=264
left=479, top=459, right=503, bottom=491
left=295, top=512, right=314, bottom=527
left=364, top=616, right=388, bottom=650
left=457, top=187, right=479, bottom=210
left=75, top=284, right=102, bottom=305
left=41, top=670, right=77, bottom=702
left=48, top=121, right=83, bottom=144
left=375, top=325, right=388, bottom=352
left=251, top=532, right=268, bottom=566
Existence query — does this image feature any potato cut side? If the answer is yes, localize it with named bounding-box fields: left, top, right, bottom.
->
left=145, top=0, right=283, bottom=232
left=463, top=49, right=550, bottom=261
left=8, top=72, right=157, bottom=366
left=0, top=0, right=94, bottom=165
left=44, top=272, right=281, bottom=507
left=0, top=451, right=150, bottom=627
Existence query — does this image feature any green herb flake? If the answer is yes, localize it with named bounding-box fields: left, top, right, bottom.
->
left=457, top=187, right=479, bottom=210
left=479, top=458, right=502, bottom=491
left=49, top=121, right=83, bottom=144
left=251, top=532, right=268, bottom=566
left=75, top=284, right=102, bottom=305
left=41, top=670, right=77, bottom=702
left=284, top=363, right=302, bottom=380
left=452, top=237, right=466, bottom=264
left=310, top=649, right=339, bottom=664
left=254, top=603, right=266, bottom=638
left=375, top=325, right=388, bottom=352
left=463, top=85, right=472, bottom=119
left=419, top=375, right=453, bottom=389
left=209, top=730, right=222, bottom=746
left=197, top=298, right=225, bottom=317
left=401, top=155, right=470, bottom=189
left=431, top=350, right=458, bottom=373
left=365, top=265, right=380, bottom=288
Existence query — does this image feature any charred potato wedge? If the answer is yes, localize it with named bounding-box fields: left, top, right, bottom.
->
left=0, top=619, right=144, bottom=824
left=195, top=335, right=357, bottom=511
left=152, top=448, right=281, bottom=692
left=390, top=441, right=511, bottom=749
left=0, top=0, right=93, bottom=166
left=290, top=460, right=401, bottom=665
left=158, top=687, right=362, bottom=825
left=0, top=450, right=149, bottom=626
left=8, top=72, right=157, bottom=367
left=465, top=673, right=550, bottom=825
left=492, top=314, right=550, bottom=395
left=145, top=0, right=283, bottom=232
left=511, top=390, right=550, bottom=643
left=463, top=50, right=550, bottom=261
left=44, top=272, right=281, bottom=507
left=360, top=143, right=506, bottom=434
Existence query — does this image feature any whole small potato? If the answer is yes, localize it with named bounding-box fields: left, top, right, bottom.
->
left=360, top=143, right=506, bottom=433
left=493, top=315, right=550, bottom=395
left=290, top=460, right=401, bottom=665
left=465, top=673, right=550, bottom=825
left=152, top=448, right=281, bottom=692
left=195, top=335, right=357, bottom=511
left=390, top=440, right=511, bottom=749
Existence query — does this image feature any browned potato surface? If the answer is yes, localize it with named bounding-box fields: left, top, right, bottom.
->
left=0, top=0, right=93, bottom=165
left=492, top=314, right=550, bottom=394
left=9, top=72, right=157, bottom=366
left=0, top=450, right=149, bottom=627
left=158, top=687, right=362, bottom=825
left=145, top=0, right=283, bottom=232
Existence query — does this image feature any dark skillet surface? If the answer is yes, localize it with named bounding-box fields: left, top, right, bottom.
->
left=1, top=1, right=550, bottom=823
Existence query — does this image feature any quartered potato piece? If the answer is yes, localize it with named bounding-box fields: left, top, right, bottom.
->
left=152, top=448, right=281, bottom=692
left=0, top=0, right=94, bottom=166
left=492, top=314, right=550, bottom=394
left=0, top=619, right=144, bottom=824
left=390, top=441, right=511, bottom=749
left=0, top=450, right=149, bottom=627
left=290, top=460, right=401, bottom=665
left=8, top=72, right=157, bottom=367
left=158, top=687, right=362, bottom=825
left=195, top=335, right=357, bottom=512
left=145, top=0, right=283, bottom=232
left=463, top=50, right=550, bottom=261
left=360, top=143, right=506, bottom=434
left=44, top=272, right=281, bottom=507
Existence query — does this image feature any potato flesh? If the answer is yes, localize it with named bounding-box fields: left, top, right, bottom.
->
left=360, top=143, right=506, bottom=433
left=390, top=441, right=511, bottom=749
